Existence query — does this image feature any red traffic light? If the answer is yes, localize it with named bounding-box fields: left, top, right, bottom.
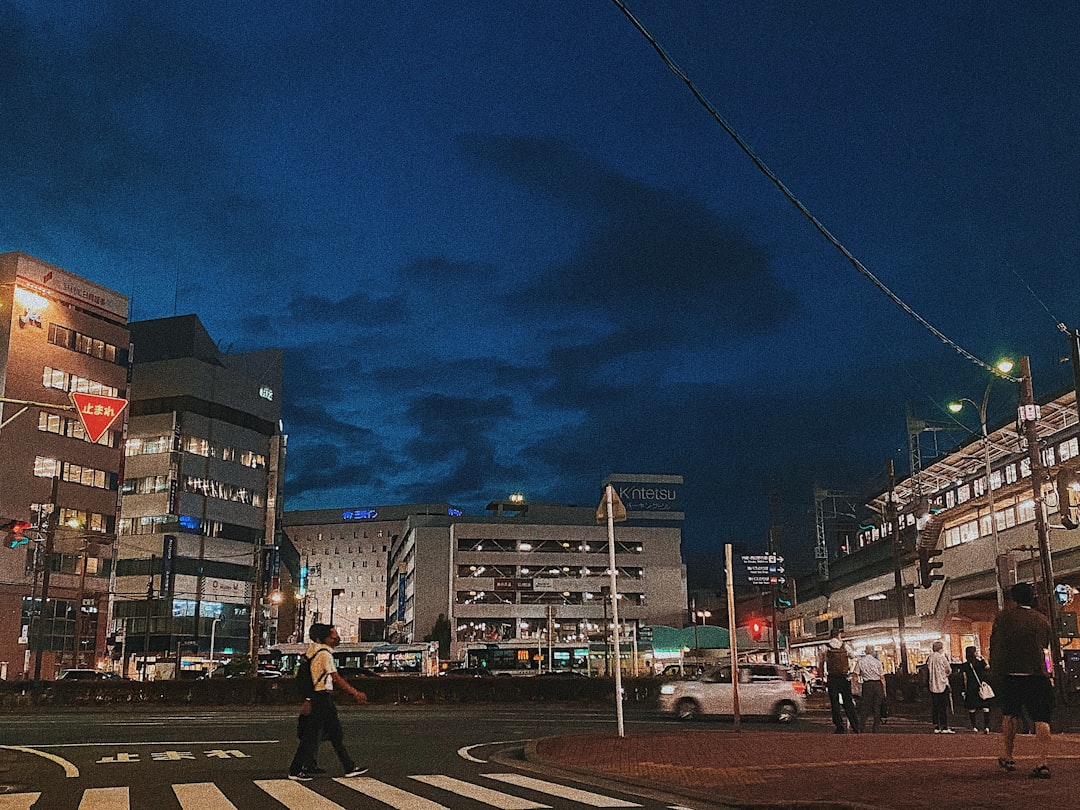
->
left=4, top=519, right=32, bottom=548
left=749, top=620, right=764, bottom=642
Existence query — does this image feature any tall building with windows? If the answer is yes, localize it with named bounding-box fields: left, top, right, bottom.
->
left=0, top=252, right=130, bottom=680
left=113, top=315, right=284, bottom=674
left=281, top=505, right=453, bottom=643
left=386, top=477, right=688, bottom=667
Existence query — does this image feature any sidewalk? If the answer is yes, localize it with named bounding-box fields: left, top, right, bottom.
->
left=528, top=727, right=1080, bottom=809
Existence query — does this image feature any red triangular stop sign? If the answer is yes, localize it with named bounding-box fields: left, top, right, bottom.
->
left=69, top=392, right=128, bottom=443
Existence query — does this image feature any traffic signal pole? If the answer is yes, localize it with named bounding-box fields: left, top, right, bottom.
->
left=1017, top=356, right=1064, bottom=687
left=887, top=460, right=910, bottom=677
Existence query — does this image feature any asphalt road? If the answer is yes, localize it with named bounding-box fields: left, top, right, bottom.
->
left=0, top=704, right=702, bottom=809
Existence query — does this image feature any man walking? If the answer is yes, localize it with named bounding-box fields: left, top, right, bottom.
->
left=927, top=640, right=954, bottom=733
left=990, top=582, right=1053, bottom=778
left=288, top=623, right=368, bottom=781
left=820, top=629, right=859, bottom=733
left=854, top=645, right=886, bottom=733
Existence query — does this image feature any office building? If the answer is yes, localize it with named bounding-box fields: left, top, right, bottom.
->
left=112, top=315, right=285, bottom=675
left=0, top=252, right=129, bottom=679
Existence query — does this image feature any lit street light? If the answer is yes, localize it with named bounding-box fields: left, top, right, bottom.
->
left=692, top=608, right=712, bottom=651
left=948, top=356, right=1014, bottom=609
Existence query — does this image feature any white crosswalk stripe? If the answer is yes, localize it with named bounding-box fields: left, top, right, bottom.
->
left=483, top=774, right=641, bottom=807
left=0, top=795, right=40, bottom=810
left=411, top=774, right=552, bottom=809
left=173, top=782, right=240, bottom=810
left=336, top=776, right=450, bottom=809
left=3, top=772, right=657, bottom=809
left=78, top=787, right=129, bottom=809
left=254, top=778, right=348, bottom=809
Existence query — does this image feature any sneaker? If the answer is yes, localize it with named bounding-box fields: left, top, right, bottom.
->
left=983, top=728, right=991, bottom=734
left=288, top=772, right=313, bottom=782
left=941, top=728, right=956, bottom=734
left=933, top=729, right=941, bottom=734
left=342, top=768, right=369, bottom=778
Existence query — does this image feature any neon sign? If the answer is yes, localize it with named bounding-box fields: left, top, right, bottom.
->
left=343, top=509, right=378, bottom=520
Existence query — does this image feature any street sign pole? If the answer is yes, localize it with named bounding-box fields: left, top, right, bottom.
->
left=725, top=543, right=740, bottom=731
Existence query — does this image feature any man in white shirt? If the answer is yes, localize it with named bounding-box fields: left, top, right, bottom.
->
left=854, top=646, right=887, bottom=733
left=288, top=623, right=369, bottom=781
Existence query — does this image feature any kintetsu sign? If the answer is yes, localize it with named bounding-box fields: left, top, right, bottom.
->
left=69, top=392, right=128, bottom=443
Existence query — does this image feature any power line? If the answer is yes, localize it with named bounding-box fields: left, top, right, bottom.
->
left=609, top=0, right=1016, bottom=381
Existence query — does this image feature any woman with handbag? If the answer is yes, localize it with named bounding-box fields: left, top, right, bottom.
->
left=962, top=645, right=992, bottom=733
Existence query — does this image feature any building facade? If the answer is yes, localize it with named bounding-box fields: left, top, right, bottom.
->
left=281, top=505, right=452, bottom=643
left=112, top=315, right=285, bottom=675
left=386, top=478, right=688, bottom=667
left=783, top=387, right=1080, bottom=681
left=0, top=252, right=130, bottom=680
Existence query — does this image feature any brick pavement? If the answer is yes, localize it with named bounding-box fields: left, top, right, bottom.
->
left=529, top=728, right=1080, bottom=809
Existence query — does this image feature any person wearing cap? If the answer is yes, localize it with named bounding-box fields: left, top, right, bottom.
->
left=990, top=582, right=1054, bottom=778
left=854, top=645, right=886, bottom=733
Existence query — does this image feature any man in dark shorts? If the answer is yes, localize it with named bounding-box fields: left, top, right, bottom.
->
left=989, top=582, right=1053, bottom=778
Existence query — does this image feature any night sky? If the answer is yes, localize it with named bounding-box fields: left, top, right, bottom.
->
left=4, top=3, right=1079, bottom=583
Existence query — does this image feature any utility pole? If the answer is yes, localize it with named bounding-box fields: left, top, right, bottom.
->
left=887, top=460, right=910, bottom=677
left=1017, top=355, right=1063, bottom=686
left=32, top=476, right=60, bottom=683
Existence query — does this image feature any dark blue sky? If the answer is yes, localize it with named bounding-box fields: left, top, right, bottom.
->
left=4, top=2, right=1079, bottom=581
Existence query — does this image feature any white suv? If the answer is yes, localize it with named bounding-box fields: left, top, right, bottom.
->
left=659, top=663, right=807, bottom=723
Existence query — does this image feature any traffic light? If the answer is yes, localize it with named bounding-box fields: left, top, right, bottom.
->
left=1057, top=468, right=1080, bottom=530
left=3, top=519, right=32, bottom=548
left=918, top=548, right=945, bottom=588
left=774, top=584, right=792, bottom=609
left=749, top=619, right=764, bottom=642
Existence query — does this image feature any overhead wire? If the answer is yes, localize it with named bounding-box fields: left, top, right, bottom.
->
left=609, top=0, right=1020, bottom=383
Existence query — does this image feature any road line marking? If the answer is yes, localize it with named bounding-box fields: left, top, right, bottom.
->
left=0, top=795, right=41, bottom=810
left=483, top=774, right=640, bottom=807
left=254, top=779, right=346, bottom=809
left=77, top=786, right=129, bottom=809
left=411, top=774, right=551, bottom=809
left=336, top=776, right=450, bottom=809
left=458, top=739, right=530, bottom=763
left=173, top=783, right=239, bottom=810
left=0, top=745, right=80, bottom=777
left=29, top=740, right=278, bottom=748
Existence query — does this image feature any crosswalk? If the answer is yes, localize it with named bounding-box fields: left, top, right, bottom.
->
left=0, top=772, right=687, bottom=810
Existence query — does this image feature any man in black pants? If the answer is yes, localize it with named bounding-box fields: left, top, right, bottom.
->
left=288, top=623, right=368, bottom=781
left=820, top=628, right=860, bottom=733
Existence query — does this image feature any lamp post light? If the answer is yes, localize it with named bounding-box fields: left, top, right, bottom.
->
left=209, top=616, right=221, bottom=665
left=329, top=588, right=345, bottom=626
left=949, top=357, right=1014, bottom=610
left=692, top=609, right=712, bottom=651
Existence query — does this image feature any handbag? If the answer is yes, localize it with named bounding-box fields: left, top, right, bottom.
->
left=971, top=663, right=995, bottom=700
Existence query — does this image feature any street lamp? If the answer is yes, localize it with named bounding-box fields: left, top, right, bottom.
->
left=209, top=616, right=222, bottom=664
left=329, top=588, right=345, bottom=626
left=948, top=357, right=1014, bottom=608
left=692, top=609, right=712, bottom=650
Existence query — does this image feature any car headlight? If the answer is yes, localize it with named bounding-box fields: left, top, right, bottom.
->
left=659, top=684, right=675, bottom=695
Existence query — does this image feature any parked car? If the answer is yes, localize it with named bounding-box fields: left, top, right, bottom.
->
left=57, top=669, right=123, bottom=681
left=658, top=663, right=807, bottom=723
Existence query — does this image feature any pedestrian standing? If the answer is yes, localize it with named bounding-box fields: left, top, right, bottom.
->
left=927, top=641, right=954, bottom=733
left=990, top=582, right=1054, bottom=778
left=288, top=623, right=369, bottom=781
left=819, top=629, right=860, bottom=734
left=854, top=645, right=887, bottom=733
left=961, top=645, right=991, bottom=733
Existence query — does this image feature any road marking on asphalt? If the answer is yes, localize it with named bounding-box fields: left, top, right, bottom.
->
left=0, top=795, right=40, bottom=810
left=411, top=774, right=551, bottom=808
left=336, top=776, right=450, bottom=809
left=77, top=786, right=129, bottom=809
left=0, top=745, right=80, bottom=777
left=458, top=739, right=531, bottom=763
left=173, top=782, right=240, bottom=810
left=29, top=740, right=277, bottom=748
left=254, top=779, right=346, bottom=809
left=484, top=774, right=640, bottom=807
